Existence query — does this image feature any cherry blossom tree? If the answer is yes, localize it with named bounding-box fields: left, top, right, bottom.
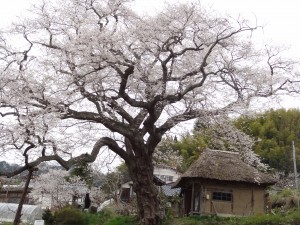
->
left=0, top=0, right=298, bottom=224
left=153, top=136, right=183, bottom=170
left=30, top=169, right=88, bottom=210
left=195, top=116, right=268, bottom=170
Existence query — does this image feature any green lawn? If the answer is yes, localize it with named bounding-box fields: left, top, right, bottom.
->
left=2, top=209, right=300, bottom=225
left=164, top=211, right=300, bottom=225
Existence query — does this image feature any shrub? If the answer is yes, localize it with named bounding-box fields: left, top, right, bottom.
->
left=104, top=215, right=138, bottom=225
left=42, top=208, right=55, bottom=225
left=271, top=189, right=300, bottom=209
left=282, top=209, right=300, bottom=225
left=82, top=211, right=101, bottom=225
left=164, top=211, right=300, bottom=225
left=54, top=207, right=84, bottom=225
left=234, top=214, right=284, bottom=225
left=97, top=207, right=116, bottom=224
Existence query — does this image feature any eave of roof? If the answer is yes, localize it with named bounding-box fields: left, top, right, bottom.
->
left=173, top=149, right=276, bottom=188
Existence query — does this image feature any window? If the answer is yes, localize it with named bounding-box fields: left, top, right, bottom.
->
left=212, top=192, right=232, bottom=201
left=158, top=175, right=173, bottom=182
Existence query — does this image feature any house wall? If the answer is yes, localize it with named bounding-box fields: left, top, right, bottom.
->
left=185, top=180, right=267, bottom=216
left=154, top=167, right=181, bottom=184
left=0, top=184, right=34, bottom=204
left=203, top=185, right=233, bottom=215
left=252, top=188, right=265, bottom=215
left=121, top=181, right=133, bottom=189
left=0, top=190, right=30, bottom=204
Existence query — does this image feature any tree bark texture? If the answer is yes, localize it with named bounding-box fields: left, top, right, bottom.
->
left=13, top=168, right=35, bottom=225
left=127, top=156, right=161, bottom=225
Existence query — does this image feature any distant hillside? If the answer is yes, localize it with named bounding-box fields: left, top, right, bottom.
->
left=0, top=161, right=20, bottom=173
left=35, top=162, right=64, bottom=175
left=0, top=161, right=64, bottom=175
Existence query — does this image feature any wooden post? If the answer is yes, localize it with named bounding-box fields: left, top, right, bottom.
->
left=251, top=188, right=254, bottom=214
left=200, top=185, right=204, bottom=215
left=293, top=141, right=298, bottom=189
left=190, top=182, right=195, bottom=215
left=292, top=141, right=299, bottom=210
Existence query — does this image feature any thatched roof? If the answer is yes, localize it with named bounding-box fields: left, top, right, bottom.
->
left=173, top=150, right=276, bottom=188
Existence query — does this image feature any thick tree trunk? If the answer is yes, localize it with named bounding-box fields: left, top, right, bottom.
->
left=127, top=156, right=162, bottom=225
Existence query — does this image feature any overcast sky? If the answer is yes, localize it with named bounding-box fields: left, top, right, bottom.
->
left=1, top=0, right=300, bottom=165
left=1, top=0, right=299, bottom=58
left=1, top=0, right=300, bottom=129
left=1, top=0, right=299, bottom=109
left=1, top=0, right=300, bottom=48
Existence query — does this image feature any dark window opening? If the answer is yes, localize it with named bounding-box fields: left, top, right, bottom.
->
left=212, top=192, right=232, bottom=201
left=120, top=188, right=131, bottom=203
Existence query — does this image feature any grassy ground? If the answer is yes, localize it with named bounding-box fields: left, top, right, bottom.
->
left=2, top=209, right=300, bottom=225
left=164, top=210, right=300, bottom=225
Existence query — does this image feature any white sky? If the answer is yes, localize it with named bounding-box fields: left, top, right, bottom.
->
left=1, top=0, right=299, bottom=109
left=132, top=0, right=300, bottom=116
left=1, top=0, right=300, bottom=48
left=1, top=0, right=300, bottom=164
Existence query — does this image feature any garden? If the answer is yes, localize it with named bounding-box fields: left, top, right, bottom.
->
left=2, top=187, right=300, bottom=225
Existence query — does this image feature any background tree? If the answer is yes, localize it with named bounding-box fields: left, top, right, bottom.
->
left=153, top=136, right=183, bottom=170
left=235, top=108, right=300, bottom=174
left=69, top=161, right=94, bottom=188
left=0, top=0, right=298, bottom=224
left=30, top=169, right=88, bottom=210
left=195, top=116, right=267, bottom=169
left=170, top=133, right=206, bottom=172
left=160, top=116, right=267, bottom=172
left=101, top=163, right=130, bottom=202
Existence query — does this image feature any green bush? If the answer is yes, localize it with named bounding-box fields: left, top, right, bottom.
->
left=163, top=211, right=300, bottom=225
left=82, top=211, right=101, bottom=225
left=47, top=207, right=300, bottom=225
left=271, top=189, right=300, bottom=209
left=285, top=210, right=300, bottom=225
left=42, top=208, right=55, bottom=225
left=233, top=214, right=284, bottom=225
left=97, top=207, right=116, bottom=224
left=54, top=207, right=84, bottom=225
left=104, top=215, right=138, bottom=225
left=52, top=205, right=128, bottom=225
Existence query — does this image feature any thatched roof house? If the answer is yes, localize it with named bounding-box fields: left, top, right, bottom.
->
left=173, top=150, right=276, bottom=216
left=174, top=150, right=275, bottom=187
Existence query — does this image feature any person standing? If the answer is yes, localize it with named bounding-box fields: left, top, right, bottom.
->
left=84, top=193, right=91, bottom=209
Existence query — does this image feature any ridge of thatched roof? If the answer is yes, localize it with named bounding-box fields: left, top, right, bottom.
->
left=173, top=149, right=276, bottom=188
